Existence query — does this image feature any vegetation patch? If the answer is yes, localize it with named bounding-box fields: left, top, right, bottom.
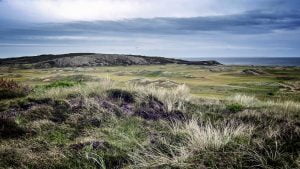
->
left=23, top=105, right=54, bottom=121
left=134, top=95, right=184, bottom=120
left=44, top=80, right=80, bottom=89
left=0, top=78, right=30, bottom=100
left=107, top=89, right=135, bottom=103
left=0, top=118, right=27, bottom=139
left=0, top=149, right=23, bottom=168
left=226, top=103, right=244, bottom=113
left=0, top=65, right=299, bottom=168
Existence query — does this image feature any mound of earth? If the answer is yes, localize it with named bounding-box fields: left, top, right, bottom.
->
left=0, top=53, right=221, bottom=68
left=209, top=66, right=233, bottom=72
left=279, top=81, right=300, bottom=92
left=129, top=78, right=182, bottom=88
left=242, top=69, right=267, bottom=75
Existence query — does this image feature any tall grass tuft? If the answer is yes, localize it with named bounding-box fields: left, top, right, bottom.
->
left=172, top=119, right=253, bottom=151
left=129, top=119, right=253, bottom=168
left=129, top=139, right=191, bottom=168
left=127, top=84, right=191, bottom=112
left=231, top=94, right=300, bottom=116
left=265, top=100, right=300, bottom=115
left=230, top=94, right=260, bottom=107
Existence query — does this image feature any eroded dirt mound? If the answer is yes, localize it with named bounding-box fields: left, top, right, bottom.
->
left=135, top=95, right=184, bottom=120
left=129, top=78, right=182, bottom=88
left=242, top=69, right=267, bottom=75
left=107, top=89, right=135, bottom=103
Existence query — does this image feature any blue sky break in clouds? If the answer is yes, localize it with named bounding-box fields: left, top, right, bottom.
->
left=0, top=0, right=299, bottom=58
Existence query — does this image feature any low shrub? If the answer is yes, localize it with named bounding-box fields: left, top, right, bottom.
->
left=0, top=78, right=30, bottom=100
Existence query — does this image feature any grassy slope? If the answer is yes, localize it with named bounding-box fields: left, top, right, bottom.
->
left=0, top=64, right=300, bottom=169
left=1, top=64, right=300, bottom=100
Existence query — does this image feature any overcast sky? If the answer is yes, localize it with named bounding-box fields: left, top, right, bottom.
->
left=0, top=0, right=300, bottom=58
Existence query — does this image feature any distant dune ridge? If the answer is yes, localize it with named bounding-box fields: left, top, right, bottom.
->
left=0, top=53, right=220, bottom=68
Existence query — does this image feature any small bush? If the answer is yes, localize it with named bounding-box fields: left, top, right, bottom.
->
left=0, top=78, right=30, bottom=100
left=107, top=89, right=135, bottom=103
left=226, top=103, right=244, bottom=113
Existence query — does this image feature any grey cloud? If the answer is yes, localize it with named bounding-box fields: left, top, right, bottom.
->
left=38, top=10, right=300, bottom=35
left=0, top=10, right=300, bottom=43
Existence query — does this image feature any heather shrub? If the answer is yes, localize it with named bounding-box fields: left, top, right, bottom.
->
left=0, top=78, right=30, bottom=100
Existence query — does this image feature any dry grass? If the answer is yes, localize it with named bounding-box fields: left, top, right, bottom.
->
left=129, top=119, right=253, bottom=168
left=129, top=139, right=191, bottom=168
left=230, top=94, right=260, bottom=107
left=32, top=78, right=115, bottom=99
left=1, top=65, right=300, bottom=169
left=246, top=142, right=286, bottom=169
left=127, top=84, right=191, bottom=112
left=0, top=78, right=21, bottom=89
left=231, top=94, right=300, bottom=117
left=265, top=100, right=300, bottom=115
left=172, top=119, right=253, bottom=151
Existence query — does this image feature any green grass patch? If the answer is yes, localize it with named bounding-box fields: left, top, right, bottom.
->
left=44, top=80, right=80, bottom=89
left=100, top=117, right=147, bottom=152
left=226, top=103, right=244, bottom=113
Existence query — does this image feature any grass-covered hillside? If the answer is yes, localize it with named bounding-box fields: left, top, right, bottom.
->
left=0, top=64, right=300, bottom=168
